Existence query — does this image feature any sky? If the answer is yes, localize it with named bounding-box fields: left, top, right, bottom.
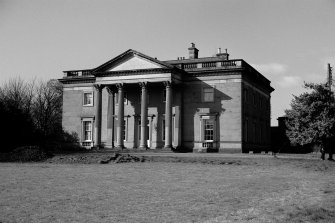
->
left=1, top=0, right=335, bottom=126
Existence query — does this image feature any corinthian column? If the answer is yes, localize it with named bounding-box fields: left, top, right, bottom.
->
left=116, top=83, right=125, bottom=149
left=139, top=82, right=148, bottom=149
left=164, top=81, right=173, bottom=149
left=106, top=86, right=115, bottom=148
left=94, top=84, right=103, bottom=148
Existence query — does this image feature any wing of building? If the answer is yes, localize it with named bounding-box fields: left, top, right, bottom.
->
left=59, top=44, right=274, bottom=153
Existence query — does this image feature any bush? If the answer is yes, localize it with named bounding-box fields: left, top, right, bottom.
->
left=8, top=146, right=51, bottom=162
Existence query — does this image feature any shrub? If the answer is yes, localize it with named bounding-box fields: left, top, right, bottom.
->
left=9, top=146, right=51, bottom=162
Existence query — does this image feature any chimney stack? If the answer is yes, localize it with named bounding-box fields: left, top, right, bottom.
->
left=188, top=43, right=199, bottom=59
left=216, top=48, right=229, bottom=60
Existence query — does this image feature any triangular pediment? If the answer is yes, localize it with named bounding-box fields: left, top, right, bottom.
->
left=93, top=49, right=174, bottom=73
left=108, top=55, right=162, bottom=71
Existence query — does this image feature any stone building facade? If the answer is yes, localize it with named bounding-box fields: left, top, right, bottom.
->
left=59, top=44, right=274, bottom=153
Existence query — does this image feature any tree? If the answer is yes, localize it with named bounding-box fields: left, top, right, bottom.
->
left=0, top=78, right=36, bottom=151
left=285, top=83, right=335, bottom=159
left=32, top=79, right=63, bottom=142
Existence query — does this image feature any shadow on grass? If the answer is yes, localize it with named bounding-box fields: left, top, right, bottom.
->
left=285, top=207, right=335, bottom=223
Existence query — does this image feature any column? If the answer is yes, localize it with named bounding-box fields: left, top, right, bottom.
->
left=106, top=86, right=115, bottom=147
left=94, top=84, right=103, bottom=147
left=164, top=81, right=173, bottom=149
left=116, top=83, right=125, bottom=149
left=139, top=82, right=148, bottom=149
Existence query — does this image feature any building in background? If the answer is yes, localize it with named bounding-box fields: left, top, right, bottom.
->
left=59, top=44, right=274, bottom=153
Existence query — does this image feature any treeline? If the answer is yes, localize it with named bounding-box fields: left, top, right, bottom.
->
left=0, top=78, right=78, bottom=153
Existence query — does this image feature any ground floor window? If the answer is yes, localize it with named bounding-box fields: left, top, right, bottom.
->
left=83, top=121, right=93, bottom=141
left=204, top=119, right=214, bottom=141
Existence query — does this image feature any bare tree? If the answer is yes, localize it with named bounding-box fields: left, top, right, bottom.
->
left=0, top=78, right=36, bottom=151
left=32, top=79, right=63, bottom=141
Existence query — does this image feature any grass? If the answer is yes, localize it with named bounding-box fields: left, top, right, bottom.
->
left=1, top=157, right=335, bottom=222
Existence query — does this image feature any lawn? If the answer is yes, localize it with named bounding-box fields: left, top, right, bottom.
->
left=1, top=157, right=335, bottom=223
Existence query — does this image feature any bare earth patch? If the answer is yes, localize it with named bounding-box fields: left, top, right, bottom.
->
left=1, top=156, right=335, bottom=222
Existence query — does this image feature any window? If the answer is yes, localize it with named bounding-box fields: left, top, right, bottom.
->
left=204, top=119, right=214, bottom=140
left=203, top=87, right=214, bottom=102
left=83, top=92, right=93, bottom=106
left=83, top=121, right=92, bottom=141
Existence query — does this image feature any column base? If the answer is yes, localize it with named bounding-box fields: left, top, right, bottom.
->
left=164, top=145, right=173, bottom=150
left=115, top=145, right=125, bottom=150
left=138, top=146, right=148, bottom=150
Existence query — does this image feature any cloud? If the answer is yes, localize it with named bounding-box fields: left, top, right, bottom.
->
left=252, top=63, right=288, bottom=75
left=277, top=76, right=302, bottom=88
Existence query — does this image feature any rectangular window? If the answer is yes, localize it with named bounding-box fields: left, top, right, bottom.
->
left=204, top=119, right=214, bottom=141
left=203, top=87, right=214, bottom=102
left=83, top=92, right=93, bottom=106
left=83, top=121, right=92, bottom=141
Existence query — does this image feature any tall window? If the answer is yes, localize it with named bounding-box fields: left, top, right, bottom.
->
left=204, top=119, right=214, bottom=141
left=203, top=87, right=214, bottom=102
left=83, top=92, right=93, bottom=106
left=83, top=121, right=92, bottom=141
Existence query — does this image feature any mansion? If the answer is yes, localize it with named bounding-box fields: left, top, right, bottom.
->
left=59, top=44, right=274, bottom=153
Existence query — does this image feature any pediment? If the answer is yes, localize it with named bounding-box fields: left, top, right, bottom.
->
left=93, top=49, right=174, bottom=73
left=108, top=55, right=162, bottom=71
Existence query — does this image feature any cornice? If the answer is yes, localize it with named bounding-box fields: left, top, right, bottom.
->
left=58, top=77, right=96, bottom=85
left=94, top=68, right=173, bottom=77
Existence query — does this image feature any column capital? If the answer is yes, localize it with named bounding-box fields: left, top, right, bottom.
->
left=164, top=81, right=172, bottom=88
left=106, top=86, right=114, bottom=95
left=94, top=84, right=104, bottom=92
left=139, top=82, right=148, bottom=89
left=116, top=83, right=124, bottom=90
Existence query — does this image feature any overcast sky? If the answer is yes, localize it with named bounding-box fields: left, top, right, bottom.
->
left=1, top=0, right=335, bottom=125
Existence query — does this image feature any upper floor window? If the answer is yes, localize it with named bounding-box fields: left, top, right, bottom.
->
left=83, top=92, right=93, bottom=106
left=203, top=87, right=214, bottom=102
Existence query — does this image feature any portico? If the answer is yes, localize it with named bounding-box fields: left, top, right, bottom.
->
left=93, top=80, right=177, bottom=149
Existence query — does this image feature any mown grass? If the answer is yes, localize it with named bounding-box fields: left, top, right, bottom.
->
left=1, top=158, right=335, bottom=223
